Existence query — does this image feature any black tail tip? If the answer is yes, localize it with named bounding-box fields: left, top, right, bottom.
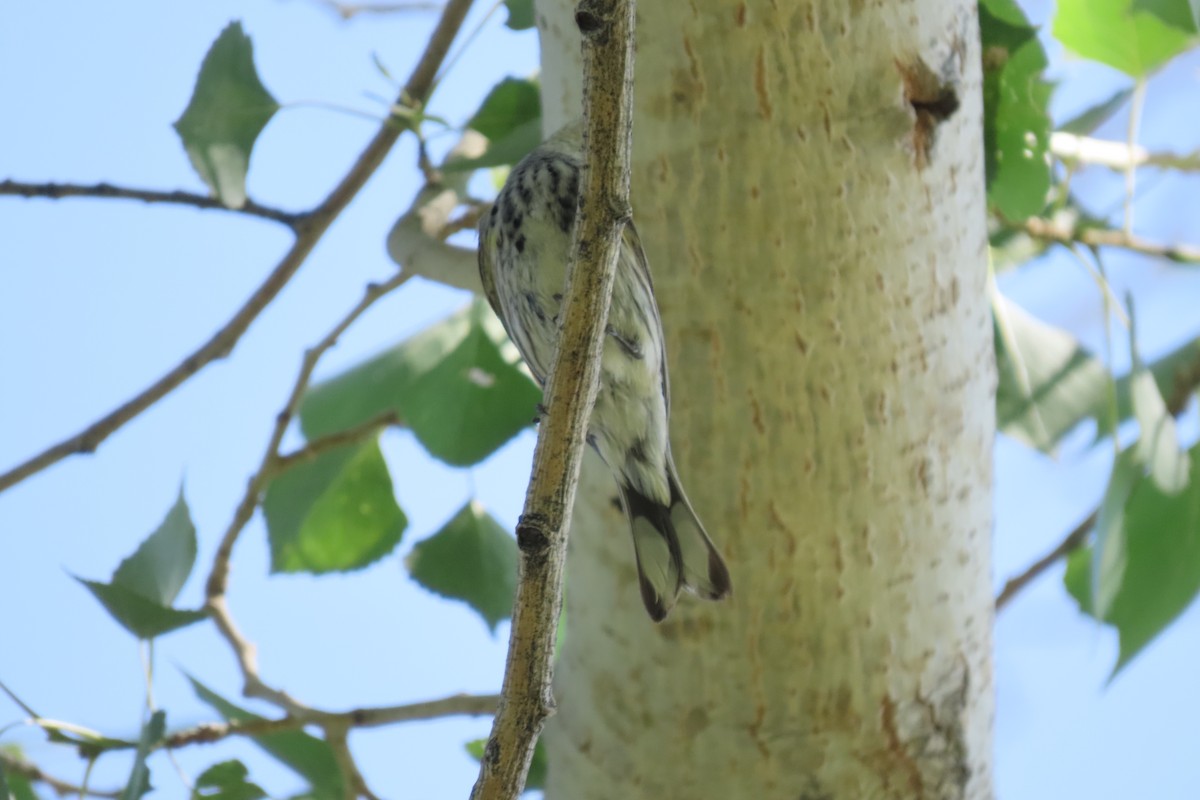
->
left=706, top=549, right=733, bottom=600
left=638, top=575, right=671, bottom=622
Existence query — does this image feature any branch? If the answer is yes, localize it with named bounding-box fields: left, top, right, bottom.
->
left=386, top=131, right=489, bottom=292
left=469, top=1, right=637, bottom=798
left=995, top=509, right=1097, bottom=611
left=326, top=726, right=380, bottom=800
left=272, top=410, right=401, bottom=476
left=205, top=271, right=411, bottom=711
left=1051, top=132, right=1200, bottom=173
left=1020, top=216, right=1200, bottom=264
left=0, top=179, right=301, bottom=227
left=162, top=693, right=501, bottom=749
left=0, top=751, right=121, bottom=799
left=0, top=0, right=476, bottom=495
left=315, top=0, right=440, bottom=18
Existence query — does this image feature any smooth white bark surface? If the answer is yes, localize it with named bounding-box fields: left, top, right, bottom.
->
left=537, top=2, right=995, bottom=798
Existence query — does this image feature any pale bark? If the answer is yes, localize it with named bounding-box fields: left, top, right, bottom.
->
left=536, top=1, right=995, bottom=799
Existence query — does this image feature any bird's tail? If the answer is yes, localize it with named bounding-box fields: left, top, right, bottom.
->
left=620, top=459, right=732, bottom=622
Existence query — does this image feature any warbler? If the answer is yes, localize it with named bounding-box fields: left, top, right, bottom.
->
left=477, top=121, right=731, bottom=621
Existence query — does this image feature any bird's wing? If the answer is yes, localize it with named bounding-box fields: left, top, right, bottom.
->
left=620, top=219, right=671, bottom=414
left=476, top=207, right=505, bottom=321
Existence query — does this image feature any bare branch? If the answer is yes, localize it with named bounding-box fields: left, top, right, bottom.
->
left=0, top=0, right=476, bottom=495
left=205, top=271, right=411, bottom=710
left=0, top=751, right=121, bottom=799
left=1019, top=216, right=1200, bottom=264
left=469, top=1, right=637, bottom=798
left=995, top=509, right=1097, bottom=611
left=386, top=131, right=489, bottom=292
left=157, top=693, right=501, bottom=749
left=1051, top=132, right=1200, bottom=173
left=272, top=410, right=401, bottom=475
left=0, top=179, right=301, bottom=227
left=315, top=0, right=440, bottom=19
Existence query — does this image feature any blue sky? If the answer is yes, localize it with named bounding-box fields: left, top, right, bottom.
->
left=1, top=1, right=1199, bottom=798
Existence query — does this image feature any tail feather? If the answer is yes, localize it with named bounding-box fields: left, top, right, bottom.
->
left=666, top=465, right=733, bottom=601
left=618, top=459, right=731, bottom=621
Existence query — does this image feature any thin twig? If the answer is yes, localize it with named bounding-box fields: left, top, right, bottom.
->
left=1050, top=132, right=1200, bottom=173
left=315, top=0, right=439, bottom=19
left=1123, top=80, right=1147, bottom=237
left=160, top=693, right=501, bottom=749
left=0, top=751, right=121, bottom=799
left=326, top=725, right=380, bottom=800
left=0, top=0, right=476, bottom=495
left=204, top=271, right=411, bottom=710
left=272, top=410, right=401, bottom=476
left=0, top=180, right=301, bottom=226
left=1019, top=216, right=1200, bottom=264
left=995, top=510, right=1097, bottom=610
left=468, top=1, right=637, bottom=798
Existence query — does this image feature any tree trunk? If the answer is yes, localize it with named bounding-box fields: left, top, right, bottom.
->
left=537, top=2, right=995, bottom=798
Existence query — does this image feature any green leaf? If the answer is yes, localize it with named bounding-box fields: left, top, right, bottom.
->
left=504, top=0, right=535, bottom=30
left=468, top=78, right=541, bottom=141
left=993, top=292, right=1111, bottom=451
left=1091, top=448, right=1142, bottom=618
left=1128, top=320, right=1190, bottom=493
left=406, top=502, right=518, bottom=631
left=174, top=22, right=279, bottom=208
left=192, top=761, right=266, bottom=800
left=120, top=711, right=165, bottom=800
left=113, top=491, right=198, bottom=607
left=1132, top=0, right=1200, bottom=33
left=189, top=678, right=343, bottom=799
left=994, top=293, right=1200, bottom=453
left=77, top=580, right=207, bottom=639
left=465, top=738, right=546, bottom=791
left=444, top=118, right=543, bottom=173
left=301, top=300, right=541, bottom=467
left=1054, top=0, right=1196, bottom=77
left=1067, top=444, right=1200, bottom=675
left=77, top=490, right=205, bottom=639
left=1057, top=88, right=1134, bottom=135
left=263, top=440, right=406, bottom=574
left=980, top=0, right=1052, bottom=218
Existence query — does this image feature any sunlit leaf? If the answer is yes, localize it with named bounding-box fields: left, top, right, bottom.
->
left=1132, top=0, right=1200, bottom=33
left=301, top=300, right=541, bottom=467
left=1055, top=0, right=1196, bottom=77
left=174, top=22, right=279, bottom=208
left=406, top=502, right=518, bottom=631
left=263, top=440, right=406, bottom=574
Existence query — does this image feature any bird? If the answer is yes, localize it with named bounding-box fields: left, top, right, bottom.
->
left=476, top=120, right=731, bottom=621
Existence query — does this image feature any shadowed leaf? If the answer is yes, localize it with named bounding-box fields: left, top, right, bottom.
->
left=174, top=22, right=279, bottom=208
